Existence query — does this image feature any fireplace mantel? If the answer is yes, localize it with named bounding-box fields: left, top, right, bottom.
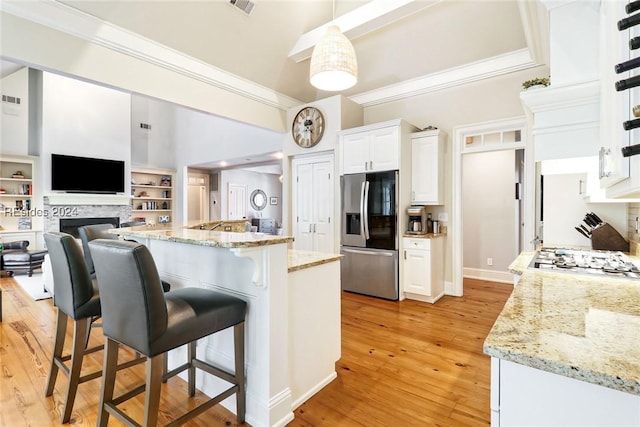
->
left=45, top=193, right=132, bottom=206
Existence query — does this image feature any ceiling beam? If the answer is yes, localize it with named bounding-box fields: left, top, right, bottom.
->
left=288, top=0, right=441, bottom=63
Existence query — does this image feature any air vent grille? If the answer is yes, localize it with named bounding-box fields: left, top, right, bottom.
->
left=2, top=95, right=21, bottom=105
left=229, top=0, right=255, bottom=15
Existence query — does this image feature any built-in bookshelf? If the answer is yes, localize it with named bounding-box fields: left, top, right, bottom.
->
left=130, top=167, right=175, bottom=225
left=0, top=154, right=40, bottom=248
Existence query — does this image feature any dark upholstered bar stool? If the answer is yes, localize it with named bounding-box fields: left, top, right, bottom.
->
left=89, top=239, right=247, bottom=427
left=43, top=232, right=143, bottom=423
left=79, top=224, right=170, bottom=292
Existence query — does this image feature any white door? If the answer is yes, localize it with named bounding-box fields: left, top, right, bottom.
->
left=403, top=248, right=430, bottom=296
left=295, top=162, right=314, bottom=251
left=228, top=183, right=247, bottom=219
left=311, top=161, right=334, bottom=253
left=292, top=155, right=335, bottom=252
left=187, top=185, right=207, bottom=222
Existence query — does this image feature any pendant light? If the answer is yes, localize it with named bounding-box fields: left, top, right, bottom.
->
left=309, top=1, right=358, bottom=91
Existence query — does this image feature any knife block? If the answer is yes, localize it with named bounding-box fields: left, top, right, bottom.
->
left=591, top=223, right=630, bottom=252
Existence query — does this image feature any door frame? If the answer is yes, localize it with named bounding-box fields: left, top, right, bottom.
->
left=452, top=116, right=533, bottom=296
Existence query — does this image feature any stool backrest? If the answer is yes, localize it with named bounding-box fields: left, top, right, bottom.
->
left=78, top=224, right=117, bottom=277
left=89, top=239, right=168, bottom=354
left=44, top=232, right=98, bottom=319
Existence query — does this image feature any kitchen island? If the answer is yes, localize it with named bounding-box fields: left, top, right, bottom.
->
left=112, top=226, right=341, bottom=427
left=484, top=251, right=640, bottom=426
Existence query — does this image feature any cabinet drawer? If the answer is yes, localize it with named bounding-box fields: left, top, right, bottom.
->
left=403, top=238, right=430, bottom=250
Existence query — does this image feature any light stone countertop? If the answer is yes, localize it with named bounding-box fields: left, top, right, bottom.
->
left=402, top=233, right=446, bottom=239
left=288, top=250, right=341, bottom=273
left=112, top=225, right=293, bottom=248
left=484, top=251, right=640, bottom=396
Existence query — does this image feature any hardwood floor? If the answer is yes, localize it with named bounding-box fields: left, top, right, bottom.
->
left=0, top=275, right=512, bottom=426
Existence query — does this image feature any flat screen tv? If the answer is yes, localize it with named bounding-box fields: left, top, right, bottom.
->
left=51, top=154, right=125, bottom=194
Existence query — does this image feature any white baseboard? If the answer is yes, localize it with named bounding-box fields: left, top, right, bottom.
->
left=290, top=371, right=337, bottom=410
left=463, top=267, right=513, bottom=284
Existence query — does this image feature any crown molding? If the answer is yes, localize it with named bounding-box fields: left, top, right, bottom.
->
left=0, top=0, right=302, bottom=111
left=350, top=49, right=539, bottom=107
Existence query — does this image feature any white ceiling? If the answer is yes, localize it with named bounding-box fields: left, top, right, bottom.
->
left=47, top=0, right=539, bottom=103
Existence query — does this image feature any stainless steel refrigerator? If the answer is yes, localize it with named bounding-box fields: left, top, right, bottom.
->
left=340, top=170, right=399, bottom=300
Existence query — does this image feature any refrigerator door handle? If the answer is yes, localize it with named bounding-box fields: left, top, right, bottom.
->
left=342, top=248, right=394, bottom=257
left=363, top=181, right=370, bottom=240
left=359, top=181, right=366, bottom=238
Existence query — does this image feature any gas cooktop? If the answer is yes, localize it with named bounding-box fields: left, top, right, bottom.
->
left=528, top=247, right=640, bottom=279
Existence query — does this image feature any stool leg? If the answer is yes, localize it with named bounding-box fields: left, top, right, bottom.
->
left=143, top=355, right=163, bottom=427
left=234, top=322, right=246, bottom=424
left=45, top=310, right=68, bottom=397
left=188, top=340, right=197, bottom=397
left=61, top=317, right=90, bottom=423
left=98, top=338, right=119, bottom=427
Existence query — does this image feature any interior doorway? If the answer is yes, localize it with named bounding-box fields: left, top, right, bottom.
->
left=187, top=170, right=210, bottom=223
left=452, top=116, right=533, bottom=296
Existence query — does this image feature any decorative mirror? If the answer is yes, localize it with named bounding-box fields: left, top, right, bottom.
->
left=250, top=189, right=267, bottom=211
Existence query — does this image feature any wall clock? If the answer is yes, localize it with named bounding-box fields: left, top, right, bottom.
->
left=292, top=106, right=325, bottom=148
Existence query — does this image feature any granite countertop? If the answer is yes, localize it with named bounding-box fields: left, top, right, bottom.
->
left=484, top=251, right=640, bottom=396
left=288, top=249, right=341, bottom=273
left=112, top=225, right=293, bottom=248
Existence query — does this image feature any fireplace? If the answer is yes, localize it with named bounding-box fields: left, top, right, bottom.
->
left=59, top=217, right=120, bottom=238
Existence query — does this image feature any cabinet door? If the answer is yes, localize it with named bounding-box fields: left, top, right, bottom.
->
left=403, top=247, right=431, bottom=296
left=369, top=127, right=399, bottom=172
left=411, top=135, right=442, bottom=204
left=342, top=132, right=370, bottom=174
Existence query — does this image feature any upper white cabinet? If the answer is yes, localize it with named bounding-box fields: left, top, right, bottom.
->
left=410, top=129, right=445, bottom=205
left=339, top=120, right=417, bottom=174
left=602, top=0, right=640, bottom=198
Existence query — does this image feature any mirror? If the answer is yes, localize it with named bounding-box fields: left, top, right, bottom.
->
left=250, top=189, right=267, bottom=211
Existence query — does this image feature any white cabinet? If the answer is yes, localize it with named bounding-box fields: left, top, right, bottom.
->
left=130, top=167, right=175, bottom=225
left=402, top=237, right=444, bottom=303
left=340, top=124, right=400, bottom=174
left=410, top=129, right=445, bottom=205
left=492, top=358, right=640, bottom=426
left=292, top=155, right=334, bottom=253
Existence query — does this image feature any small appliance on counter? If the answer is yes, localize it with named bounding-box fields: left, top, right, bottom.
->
left=406, top=206, right=427, bottom=234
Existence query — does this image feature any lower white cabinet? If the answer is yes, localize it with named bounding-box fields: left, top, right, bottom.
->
left=491, top=358, right=640, bottom=426
left=402, top=237, right=444, bottom=303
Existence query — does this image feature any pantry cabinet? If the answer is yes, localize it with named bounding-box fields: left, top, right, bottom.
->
left=410, top=129, right=445, bottom=205
left=339, top=120, right=418, bottom=175
left=402, top=237, right=444, bottom=303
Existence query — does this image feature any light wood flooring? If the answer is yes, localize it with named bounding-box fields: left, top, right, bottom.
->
left=0, top=275, right=512, bottom=426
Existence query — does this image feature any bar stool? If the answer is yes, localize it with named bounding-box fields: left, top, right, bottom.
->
left=89, top=239, right=247, bottom=427
left=78, top=224, right=170, bottom=292
left=43, top=232, right=143, bottom=423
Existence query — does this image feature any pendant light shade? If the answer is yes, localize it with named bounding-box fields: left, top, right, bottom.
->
left=310, top=25, right=358, bottom=91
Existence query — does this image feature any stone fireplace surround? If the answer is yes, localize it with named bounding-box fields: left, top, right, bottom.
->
left=43, top=195, right=132, bottom=236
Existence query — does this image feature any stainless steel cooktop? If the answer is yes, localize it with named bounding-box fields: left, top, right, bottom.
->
left=528, top=247, right=640, bottom=279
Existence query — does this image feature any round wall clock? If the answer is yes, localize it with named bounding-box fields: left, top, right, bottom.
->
left=292, top=106, right=325, bottom=148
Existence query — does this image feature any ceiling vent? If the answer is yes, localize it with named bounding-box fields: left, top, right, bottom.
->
left=229, top=0, right=255, bottom=15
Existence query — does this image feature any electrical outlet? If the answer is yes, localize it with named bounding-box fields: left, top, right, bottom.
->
left=487, top=258, right=493, bottom=266
left=224, top=226, right=232, bottom=231
left=438, top=212, right=448, bottom=222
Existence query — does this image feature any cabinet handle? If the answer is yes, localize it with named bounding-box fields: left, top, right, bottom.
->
left=411, top=191, right=415, bottom=201
left=404, top=250, right=406, bottom=260
left=369, top=161, right=373, bottom=170
left=364, top=161, right=368, bottom=171
left=578, top=179, right=584, bottom=195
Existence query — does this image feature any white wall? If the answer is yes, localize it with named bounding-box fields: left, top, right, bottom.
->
left=40, top=72, right=131, bottom=193
left=463, top=150, right=517, bottom=273
left=131, top=95, right=175, bottom=169
left=0, top=67, right=30, bottom=155
left=219, top=169, right=282, bottom=225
